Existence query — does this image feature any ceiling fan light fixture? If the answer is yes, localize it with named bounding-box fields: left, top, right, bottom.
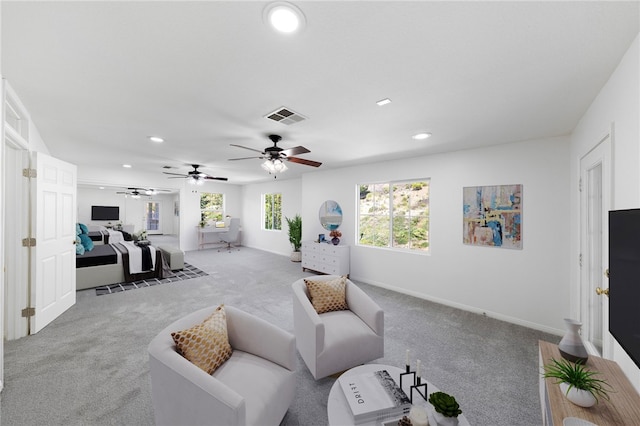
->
left=264, top=2, right=305, bottom=34
left=262, top=159, right=288, bottom=174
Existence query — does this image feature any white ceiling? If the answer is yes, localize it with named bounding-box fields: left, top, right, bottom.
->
left=2, top=1, right=639, bottom=187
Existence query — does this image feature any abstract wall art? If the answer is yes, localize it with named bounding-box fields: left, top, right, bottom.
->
left=463, top=184, right=522, bottom=249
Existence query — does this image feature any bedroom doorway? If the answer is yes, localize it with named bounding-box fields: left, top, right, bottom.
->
left=144, top=201, right=162, bottom=235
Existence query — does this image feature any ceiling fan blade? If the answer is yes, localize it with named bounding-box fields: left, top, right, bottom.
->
left=163, top=171, right=188, bottom=177
left=230, top=144, right=265, bottom=154
left=281, top=146, right=310, bottom=157
left=167, top=176, right=188, bottom=179
left=228, top=156, right=263, bottom=161
left=287, top=157, right=322, bottom=167
left=203, top=176, right=229, bottom=181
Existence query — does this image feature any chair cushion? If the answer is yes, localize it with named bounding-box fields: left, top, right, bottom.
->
left=171, top=305, right=233, bottom=374
left=304, top=275, right=349, bottom=314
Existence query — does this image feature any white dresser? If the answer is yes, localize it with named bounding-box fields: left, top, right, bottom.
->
left=301, top=241, right=350, bottom=276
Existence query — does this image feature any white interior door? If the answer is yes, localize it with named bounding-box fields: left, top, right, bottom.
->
left=579, top=133, right=612, bottom=358
left=30, top=152, right=77, bottom=333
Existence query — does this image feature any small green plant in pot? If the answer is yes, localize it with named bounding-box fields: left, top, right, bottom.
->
left=542, top=357, right=611, bottom=407
left=428, top=391, right=462, bottom=426
left=285, top=214, right=302, bottom=262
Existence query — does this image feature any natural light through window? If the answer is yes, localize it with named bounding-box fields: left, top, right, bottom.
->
left=263, top=193, right=282, bottom=231
left=357, top=180, right=430, bottom=252
left=200, top=193, right=224, bottom=225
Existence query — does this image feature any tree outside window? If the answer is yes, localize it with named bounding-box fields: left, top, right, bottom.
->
left=200, top=193, right=224, bottom=225
left=264, top=193, right=282, bottom=230
left=358, top=180, right=430, bottom=252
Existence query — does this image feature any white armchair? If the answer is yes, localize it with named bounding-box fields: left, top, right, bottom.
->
left=292, top=275, right=384, bottom=380
left=148, top=305, right=297, bottom=426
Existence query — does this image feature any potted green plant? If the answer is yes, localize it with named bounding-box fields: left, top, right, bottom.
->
left=428, top=391, right=462, bottom=426
left=542, top=357, right=611, bottom=407
left=285, top=214, right=302, bottom=262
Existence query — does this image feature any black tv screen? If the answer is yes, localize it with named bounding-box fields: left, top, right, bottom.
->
left=91, top=205, right=120, bottom=221
left=609, top=208, right=640, bottom=369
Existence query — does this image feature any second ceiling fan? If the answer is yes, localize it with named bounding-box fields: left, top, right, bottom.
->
left=229, top=134, right=322, bottom=173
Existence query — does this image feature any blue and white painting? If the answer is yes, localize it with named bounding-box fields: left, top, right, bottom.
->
left=319, top=200, right=342, bottom=231
left=463, top=184, right=522, bottom=249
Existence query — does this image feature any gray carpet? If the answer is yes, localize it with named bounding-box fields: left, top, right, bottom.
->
left=0, top=247, right=557, bottom=425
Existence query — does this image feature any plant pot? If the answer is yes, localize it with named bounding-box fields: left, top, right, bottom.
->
left=432, top=412, right=459, bottom=426
left=290, top=251, right=302, bottom=262
left=560, top=382, right=596, bottom=407
left=558, top=318, right=589, bottom=364
left=331, top=237, right=340, bottom=245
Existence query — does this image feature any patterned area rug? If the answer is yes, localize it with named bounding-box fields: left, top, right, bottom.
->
left=95, top=263, right=208, bottom=296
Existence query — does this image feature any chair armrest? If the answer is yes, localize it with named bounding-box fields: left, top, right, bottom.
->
left=292, top=279, right=325, bottom=355
left=148, top=330, right=245, bottom=426
left=225, top=306, right=296, bottom=371
left=346, top=281, right=384, bottom=336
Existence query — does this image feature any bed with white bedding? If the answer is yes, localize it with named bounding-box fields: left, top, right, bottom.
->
left=76, top=241, right=164, bottom=290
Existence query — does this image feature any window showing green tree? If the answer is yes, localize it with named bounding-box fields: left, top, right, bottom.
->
left=264, top=193, right=282, bottom=230
left=358, top=180, right=430, bottom=251
left=200, top=192, right=224, bottom=224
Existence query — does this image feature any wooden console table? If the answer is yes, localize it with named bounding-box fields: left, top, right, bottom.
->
left=539, top=340, right=640, bottom=425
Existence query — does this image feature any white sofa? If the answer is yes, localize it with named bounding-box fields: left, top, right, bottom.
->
left=148, top=305, right=297, bottom=426
left=292, top=275, right=384, bottom=379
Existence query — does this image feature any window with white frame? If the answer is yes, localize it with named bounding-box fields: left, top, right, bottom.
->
left=263, top=193, right=282, bottom=230
left=200, top=192, right=224, bottom=224
left=357, top=180, right=430, bottom=251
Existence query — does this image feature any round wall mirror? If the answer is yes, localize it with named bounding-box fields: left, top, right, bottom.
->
left=319, top=200, right=342, bottom=231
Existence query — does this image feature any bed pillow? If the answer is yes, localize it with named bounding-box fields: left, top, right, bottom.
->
left=79, top=233, right=94, bottom=252
left=78, top=223, right=89, bottom=234
left=171, top=304, right=233, bottom=375
left=76, top=237, right=85, bottom=255
left=304, top=275, right=349, bottom=314
left=76, top=223, right=82, bottom=236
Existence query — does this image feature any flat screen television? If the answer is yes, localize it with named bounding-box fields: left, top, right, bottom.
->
left=91, top=205, right=120, bottom=221
left=609, top=208, right=640, bottom=369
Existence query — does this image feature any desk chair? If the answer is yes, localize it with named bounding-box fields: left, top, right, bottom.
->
left=218, top=218, right=240, bottom=252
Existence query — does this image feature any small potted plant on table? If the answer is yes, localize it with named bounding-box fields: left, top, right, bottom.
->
left=428, top=391, right=462, bottom=426
left=285, top=214, right=302, bottom=262
left=542, top=357, right=611, bottom=407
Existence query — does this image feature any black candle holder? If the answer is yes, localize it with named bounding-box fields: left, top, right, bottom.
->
left=410, top=376, right=428, bottom=403
left=399, top=365, right=428, bottom=404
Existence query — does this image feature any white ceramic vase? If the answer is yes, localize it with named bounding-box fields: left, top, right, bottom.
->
left=290, top=251, right=302, bottom=262
left=560, top=382, right=597, bottom=408
left=433, top=412, right=459, bottom=426
left=558, top=318, right=589, bottom=364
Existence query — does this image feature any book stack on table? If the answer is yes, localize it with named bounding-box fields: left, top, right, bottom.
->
left=339, top=369, right=412, bottom=424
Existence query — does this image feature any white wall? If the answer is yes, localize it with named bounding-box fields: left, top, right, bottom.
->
left=179, top=180, right=243, bottom=252
left=570, top=33, right=640, bottom=389
left=77, top=187, right=177, bottom=235
left=240, top=178, right=302, bottom=256
left=298, top=137, right=571, bottom=334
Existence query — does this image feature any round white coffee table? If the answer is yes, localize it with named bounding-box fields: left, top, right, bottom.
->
left=327, top=364, right=470, bottom=426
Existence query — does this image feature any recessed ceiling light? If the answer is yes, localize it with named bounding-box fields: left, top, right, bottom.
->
left=376, top=98, right=392, bottom=106
left=264, top=2, right=306, bottom=34
left=148, top=136, right=164, bottom=143
left=122, top=164, right=132, bottom=168
left=99, top=186, right=105, bottom=190
left=412, top=133, right=432, bottom=140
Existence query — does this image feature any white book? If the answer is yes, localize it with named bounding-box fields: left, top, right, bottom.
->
left=339, top=370, right=411, bottom=424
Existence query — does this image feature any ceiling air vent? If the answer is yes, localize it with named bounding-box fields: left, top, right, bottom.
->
left=264, top=107, right=307, bottom=125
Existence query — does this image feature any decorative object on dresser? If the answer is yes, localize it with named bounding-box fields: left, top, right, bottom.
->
left=541, top=357, right=611, bottom=408
left=285, top=214, right=303, bottom=262
left=301, top=241, right=349, bottom=275
left=557, top=318, right=589, bottom=364
left=539, top=340, right=640, bottom=426
left=330, top=229, right=342, bottom=245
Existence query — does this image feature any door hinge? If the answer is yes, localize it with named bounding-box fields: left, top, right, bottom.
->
left=22, top=237, right=36, bottom=247
left=578, top=178, right=582, bottom=192
left=21, top=307, right=35, bottom=318
left=22, top=168, right=37, bottom=178
left=579, top=253, right=583, bottom=267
